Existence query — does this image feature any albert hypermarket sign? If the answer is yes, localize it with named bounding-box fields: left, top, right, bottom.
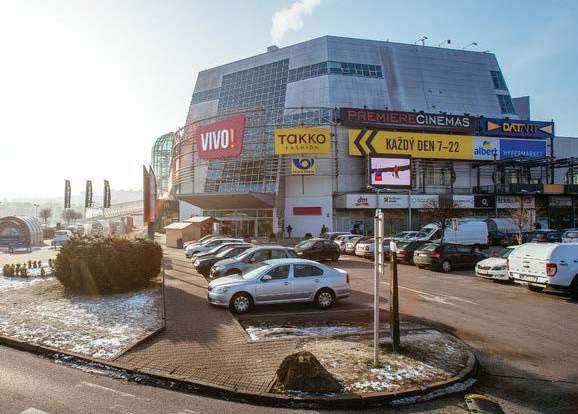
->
left=348, top=130, right=547, bottom=161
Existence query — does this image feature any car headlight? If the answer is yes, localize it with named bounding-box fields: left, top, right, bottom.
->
left=214, top=286, right=230, bottom=294
left=492, top=265, right=506, bottom=271
left=193, top=260, right=199, bottom=266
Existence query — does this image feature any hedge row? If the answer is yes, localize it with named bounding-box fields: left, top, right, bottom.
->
left=54, top=237, right=162, bottom=294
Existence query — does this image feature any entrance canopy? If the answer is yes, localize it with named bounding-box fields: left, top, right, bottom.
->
left=177, top=192, right=275, bottom=209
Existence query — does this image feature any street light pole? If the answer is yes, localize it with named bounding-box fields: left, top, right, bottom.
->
left=373, top=194, right=383, bottom=366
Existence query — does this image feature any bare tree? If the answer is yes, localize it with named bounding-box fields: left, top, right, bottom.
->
left=62, top=209, right=82, bottom=224
left=39, top=208, right=52, bottom=225
left=418, top=197, right=461, bottom=243
left=504, top=200, right=531, bottom=245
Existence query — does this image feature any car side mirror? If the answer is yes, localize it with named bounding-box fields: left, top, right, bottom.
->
left=261, top=275, right=272, bottom=282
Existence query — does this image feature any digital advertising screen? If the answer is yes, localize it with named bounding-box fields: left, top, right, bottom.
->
left=369, top=156, right=411, bottom=188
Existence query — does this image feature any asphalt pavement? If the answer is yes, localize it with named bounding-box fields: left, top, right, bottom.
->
left=2, top=248, right=578, bottom=413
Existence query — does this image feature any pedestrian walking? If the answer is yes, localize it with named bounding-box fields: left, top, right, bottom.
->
left=286, top=224, right=293, bottom=238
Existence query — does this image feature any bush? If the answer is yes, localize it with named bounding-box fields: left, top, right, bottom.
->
left=304, top=232, right=313, bottom=240
left=54, top=237, right=162, bottom=294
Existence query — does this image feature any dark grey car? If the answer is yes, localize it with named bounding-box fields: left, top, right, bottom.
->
left=209, top=245, right=298, bottom=279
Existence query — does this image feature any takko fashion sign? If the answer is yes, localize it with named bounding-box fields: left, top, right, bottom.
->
left=196, top=115, right=245, bottom=160
left=275, top=127, right=331, bottom=155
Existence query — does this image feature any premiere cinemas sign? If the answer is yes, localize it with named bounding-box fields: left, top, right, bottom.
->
left=340, top=107, right=476, bottom=134
left=196, top=115, right=245, bottom=160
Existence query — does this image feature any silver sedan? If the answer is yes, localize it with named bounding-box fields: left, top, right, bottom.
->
left=207, top=258, right=351, bottom=313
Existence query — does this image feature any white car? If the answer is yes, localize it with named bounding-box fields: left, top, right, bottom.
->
left=51, top=230, right=73, bottom=247
left=508, top=243, right=578, bottom=299
left=355, top=238, right=392, bottom=259
left=475, top=246, right=517, bottom=281
left=393, top=231, right=419, bottom=241
left=561, top=230, right=578, bottom=243
left=333, top=234, right=357, bottom=252
left=185, top=238, right=243, bottom=258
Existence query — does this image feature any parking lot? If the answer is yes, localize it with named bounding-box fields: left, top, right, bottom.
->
left=194, top=247, right=578, bottom=412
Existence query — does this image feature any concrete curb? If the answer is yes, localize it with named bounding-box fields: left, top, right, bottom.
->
left=0, top=332, right=478, bottom=409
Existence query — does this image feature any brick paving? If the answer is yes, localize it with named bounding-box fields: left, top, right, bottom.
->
left=114, top=247, right=299, bottom=394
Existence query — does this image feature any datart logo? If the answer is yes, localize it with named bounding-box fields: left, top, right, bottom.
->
left=474, top=140, right=498, bottom=157
left=196, top=115, right=245, bottom=160
left=291, top=158, right=316, bottom=175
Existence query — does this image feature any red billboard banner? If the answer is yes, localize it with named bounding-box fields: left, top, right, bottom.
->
left=196, top=115, right=245, bottom=160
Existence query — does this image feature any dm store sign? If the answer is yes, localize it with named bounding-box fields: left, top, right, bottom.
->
left=196, top=115, right=245, bottom=160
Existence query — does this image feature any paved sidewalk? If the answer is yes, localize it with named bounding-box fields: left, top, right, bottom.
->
left=115, top=247, right=299, bottom=394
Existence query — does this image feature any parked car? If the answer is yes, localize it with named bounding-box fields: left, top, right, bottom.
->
left=508, top=243, right=578, bottom=299
left=193, top=244, right=254, bottom=277
left=355, top=238, right=393, bottom=259
left=209, top=246, right=298, bottom=279
left=561, top=230, right=578, bottom=243
left=393, top=231, right=419, bottom=241
left=344, top=236, right=370, bottom=255
left=412, top=221, right=489, bottom=249
left=191, top=242, right=251, bottom=261
left=321, top=231, right=352, bottom=242
left=207, top=258, right=351, bottom=313
left=394, top=240, right=428, bottom=265
left=413, top=243, right=486, bottom=272
left=333, top=234, right=357, bottom=252
left=475, top=245, right=518, bottom=281
left=184, top=235, right=216, bottom=248
left=185, top=238, right=243, bottom=258
left=525, top=230, right=562, bottom=243
left=294, top=238, right=341, bottom=261
left=51, top=230, right=73, bottom=247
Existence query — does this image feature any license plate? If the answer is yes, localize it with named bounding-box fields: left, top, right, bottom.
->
left=521, top=275, right=538, bottom=283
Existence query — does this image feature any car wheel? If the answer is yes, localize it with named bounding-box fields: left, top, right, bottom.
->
left=331, top=254, right=340, bottom=261
left=527, top=285, right=544, bottom=293
left=315, top=288, right=335, bottom=309
left=416, top=265, right=424, bottom=269
left=441, top=260, right=452, bottom=273
left=226, top=269, right=239, bottom=276
left=569, top=282, right=578, bottom=300
left=229, top=293, right=252, bottom=314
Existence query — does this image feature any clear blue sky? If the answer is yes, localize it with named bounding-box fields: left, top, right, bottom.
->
left=1, top=0, right=577, bottom=198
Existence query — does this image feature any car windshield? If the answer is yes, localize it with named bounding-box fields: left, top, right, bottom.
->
left=416, top=231, right=432, bottom=238
left=208, top=244, right=226, bottom=254
left=495, top=248, right=514, bottom=258
left=296, top=240, right=316, bottom=249
left=397, top=242, right=409, bottom=249
left=216, top=247, right=236, bottom=258
left=241, top=263, right=269, bottom=280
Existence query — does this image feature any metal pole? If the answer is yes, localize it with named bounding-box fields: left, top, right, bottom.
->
left=390, top=249, right=400, bottom=352
left=408, top=189, right=412, bottom=230
left=162, top=259, right=167, bottom=329
left=373, top=208, right=383, bottom=366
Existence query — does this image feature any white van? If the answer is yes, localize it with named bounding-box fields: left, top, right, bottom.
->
left=413, top=221, right=489, bottom=249
left=508, top=243, right=578, bottom=299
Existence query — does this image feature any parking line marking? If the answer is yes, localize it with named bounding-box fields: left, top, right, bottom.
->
left=78, top=381, right=135, bottom=398
left=381, top=281, right=477, bottom=305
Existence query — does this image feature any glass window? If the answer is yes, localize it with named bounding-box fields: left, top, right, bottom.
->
left=491, top=71, right=508, bottom=90
left=267, top=265, right=290, bottom=280
left=444, top=245, right=457, bottom=253
left=497, top=94, right=516, bottom=114
left=252, top=250, right=270, bottom=262
left=271, top=249, right=288, bottom=259
left=294, top=264, right=324, bottom=278
left=456, top=245, right=472, bottom=253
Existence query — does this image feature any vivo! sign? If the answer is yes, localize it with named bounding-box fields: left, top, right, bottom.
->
left=196, top=115, right=245, bottom=160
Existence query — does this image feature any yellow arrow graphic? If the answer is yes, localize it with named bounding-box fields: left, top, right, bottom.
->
left=487, top=121, right=501, bottom=131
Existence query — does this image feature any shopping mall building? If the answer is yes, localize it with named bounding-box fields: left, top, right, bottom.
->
left=170, top=35, right=578, bottom=237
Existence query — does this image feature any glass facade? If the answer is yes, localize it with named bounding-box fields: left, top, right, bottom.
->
left=151, top=132, right=175, bottom=195
left=497, top=94, right=516, bottom=114
left=490, top=70, right=508, bottom=90
left=190, top=60, right=384, bottom=104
